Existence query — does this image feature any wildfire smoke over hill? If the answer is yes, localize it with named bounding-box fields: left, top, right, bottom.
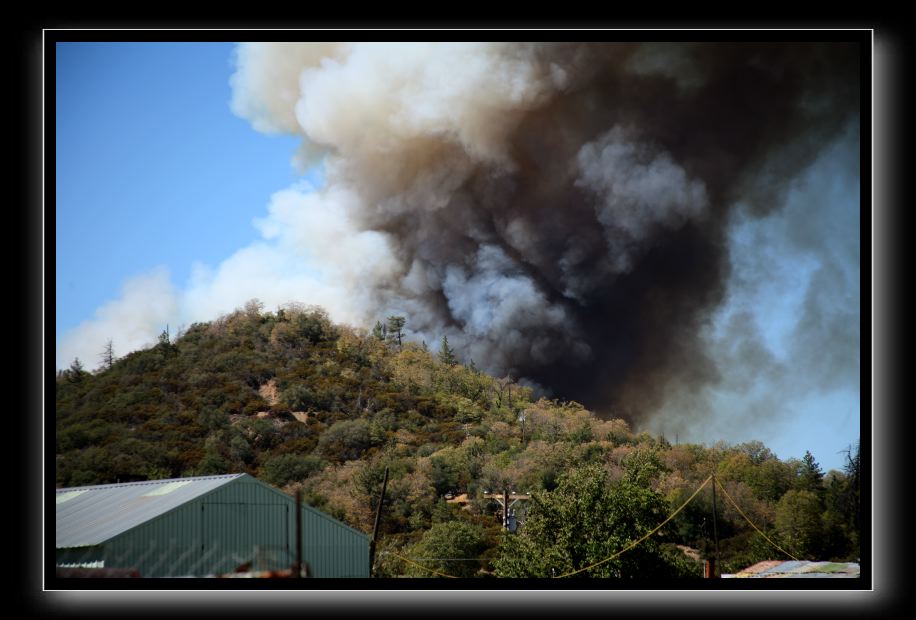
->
left=229, top=41, right=860, bottom=433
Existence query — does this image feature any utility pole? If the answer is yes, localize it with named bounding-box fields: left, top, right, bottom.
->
left=484, top=490, right=530, bottom=531
left=503, top=490, right=509, bottom=529
left=368, top=467, right=389, bottom=577
left=710, top=476, right=720, bottom=578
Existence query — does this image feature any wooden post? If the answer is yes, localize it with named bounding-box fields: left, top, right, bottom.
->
left=711, top=476, right=719, bottom=578
left=368, top=467, right=389, bottom=577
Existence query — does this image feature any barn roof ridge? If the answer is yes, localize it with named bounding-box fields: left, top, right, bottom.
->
left=56, top=473, right=244, bottom=493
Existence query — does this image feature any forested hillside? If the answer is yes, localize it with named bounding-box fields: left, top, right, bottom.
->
left=56, top=301, right=861, bottom=577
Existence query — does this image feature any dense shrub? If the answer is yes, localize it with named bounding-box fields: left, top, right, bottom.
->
left=316, top=418, right=378, bottom=462
left=261, top=453, right=325, bottom=487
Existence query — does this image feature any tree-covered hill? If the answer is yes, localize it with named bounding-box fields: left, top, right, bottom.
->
left=55, top=301, right=861, bottom=577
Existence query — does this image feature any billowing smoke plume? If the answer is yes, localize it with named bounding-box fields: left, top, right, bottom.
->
left=218, top=41, right=860, bottom=432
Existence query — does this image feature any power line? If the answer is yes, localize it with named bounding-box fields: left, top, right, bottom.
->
left=380, top=473, right=800, bottom=578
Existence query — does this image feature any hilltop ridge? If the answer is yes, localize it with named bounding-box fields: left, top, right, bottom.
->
left=55, top=301, right=860, bottom=577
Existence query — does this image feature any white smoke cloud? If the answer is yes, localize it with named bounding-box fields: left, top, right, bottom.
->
left=56, top=182, right=399, bottom=370
left=290, top=42, right=556, bottom=167
left=230, top=42, right=349, bottom=135
left=224, top=41, right=593, bottom=378
left=57, top=268, right=179, bottom=370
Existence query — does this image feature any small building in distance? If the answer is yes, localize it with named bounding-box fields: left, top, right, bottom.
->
left=56, top=473, right=369, bottom=578
left=721, top=560, right=860, bottom=578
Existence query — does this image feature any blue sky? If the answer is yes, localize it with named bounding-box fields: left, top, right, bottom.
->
left=54, top=42, right=860, bottom=473
left=56, top=42, right=303, bottom=342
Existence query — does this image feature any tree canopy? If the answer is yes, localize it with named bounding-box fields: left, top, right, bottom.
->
left=494, top=463, right=697, bottom=578
left=55, top=301, right=862, bottom=576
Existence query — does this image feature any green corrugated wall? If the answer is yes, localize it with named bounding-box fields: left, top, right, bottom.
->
left=99, top=475, right=369, bottom=578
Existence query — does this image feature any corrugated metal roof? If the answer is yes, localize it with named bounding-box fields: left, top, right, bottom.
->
left=725, top=560, right=860, bottom=578
left=56, top=474, right=244, bottom=548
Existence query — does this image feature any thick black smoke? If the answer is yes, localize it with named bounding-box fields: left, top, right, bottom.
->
left=231, top=41, right=860, bottom=425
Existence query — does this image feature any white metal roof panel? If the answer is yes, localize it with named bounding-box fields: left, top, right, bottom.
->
left=56, top=474, right=244, bottom=548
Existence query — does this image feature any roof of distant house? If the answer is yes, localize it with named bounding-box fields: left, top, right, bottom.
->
left=723, top=560, right=860, bottom=578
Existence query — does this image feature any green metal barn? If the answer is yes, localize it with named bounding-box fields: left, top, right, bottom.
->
left=55, top=473, right=369, bottom=578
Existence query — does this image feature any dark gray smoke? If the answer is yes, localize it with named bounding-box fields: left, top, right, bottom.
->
left=231, top=41, right=860, bottom=426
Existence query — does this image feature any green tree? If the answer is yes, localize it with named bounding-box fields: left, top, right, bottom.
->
left=430, top=454, right=462, bottom=496
left=438, top=335, right=457, bottom=366
left=280, top=384, right=322, bottom=411
left=821, top=471, right=854, bottom=560
left=404, top=520, right=486, bottom=578
left=66, top=358, right=86, bottom=383
left=198, top=407, right=227, bottom=431
left=261, top=454, right=324, bottom=487
left=157, top=325, right=177, bottom=357
left=386, top=315, right=406, bottom=348
left=316, top=418, right=377, bottom=462
left=775, top=489, right=823, bottom=559
left=737, top=440, right=776, bottom=464
left=494, top=464, right=683, bottom=578
left=821, top=442, right=860, bottom=560
left=718, top=445, right=795, bottom=502
left=228, top=433, right=253, bottom=465
left=372, top=321, right=387, bottom=341
left=621, top=447, right=665, bottom=488
left=293, top=307, right=335, bottom=343
left=843, top=443, right=860, bottom=548
left=196, top=435, right=230, bottom=475
left=797, top=450, right=825, bottom=496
